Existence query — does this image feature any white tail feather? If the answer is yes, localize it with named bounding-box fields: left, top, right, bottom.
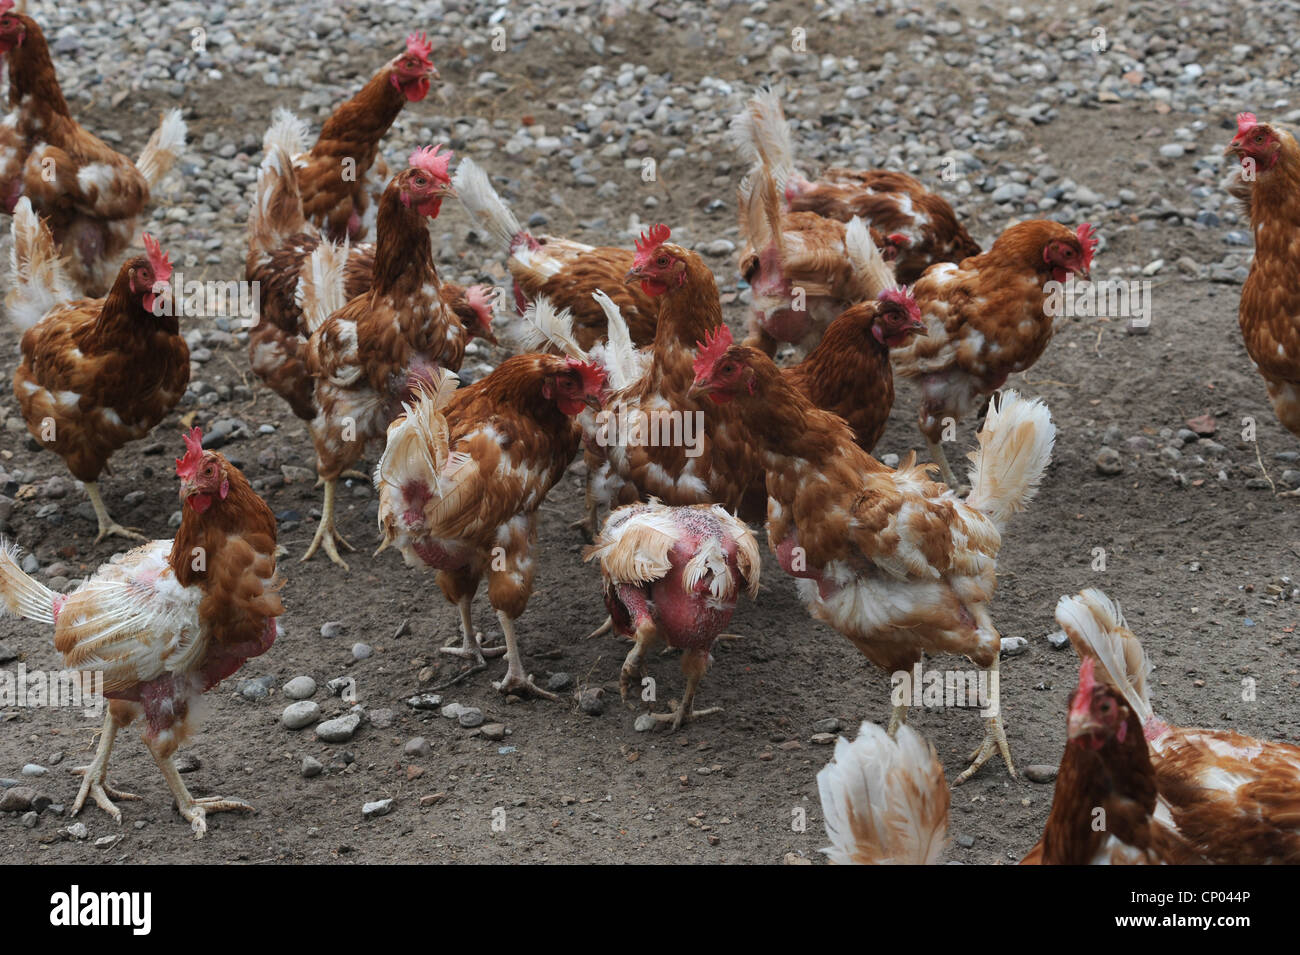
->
left=1055, top=589, right=1155, bottom=725
left=0, top=540, right=57, bottom=624
left=6, top=196, right=74, bottom=332
left=452, top=158, right=524, bottom=251
left=264, top=108, right=310, bottom=160
left=296, top=239, right=350, bottom=335
left=516, top=296, right=588, bottom=360
left=965, top=390, right=1056, bottom=532
left=844, top=216, right=897, bottom=301
left=135, top=109, right=187, bottom=189
left=589, top=291, right=646, bottom=391
left=817, top=722, right=949, bottom=865
left=728, top=87, right=798, bottom=194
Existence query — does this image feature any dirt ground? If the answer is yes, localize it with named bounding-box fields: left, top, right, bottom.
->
left=2, top=1, right=1299, bottom=864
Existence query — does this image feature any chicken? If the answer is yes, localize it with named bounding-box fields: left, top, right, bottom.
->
left=0, top=428, right=283, bottom=838
left=0, top=2, right=185, bottom=294
left=293, top=33, right=438, bottom=242
left=452, top=157, right=659, bottom=350
left=246, top=111, right=493, bottom=424
left=890, top=219, right=1096, bottom=487
left=373, top=341, right=608, bottom=699
left=300, top=145, right=477, bottom=569
left=691, top=333, right=1056, bottom=782
left=7, top=197, right=188, bottom=543
left=782, top=282, right=926, bottom=453
left=730, top=88, right=979, bottom=285
left=735, top=162, right=914, bottom=356
left=816, top=722, right=949, bottom=865
left=1226, top=112, right=1300, bottom=484
left=1055, top=588, right=1300, bottom=864
left=1022, top=659, right=1200, bottom=865
left=583, top=500, right=760, bottom=728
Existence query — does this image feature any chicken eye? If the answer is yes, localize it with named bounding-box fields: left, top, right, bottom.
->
left=656, top=256, right=669, bottom=268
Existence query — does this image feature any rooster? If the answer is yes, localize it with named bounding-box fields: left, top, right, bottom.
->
left=691, top=332, right=1055, bottom=782
left=890, top=219, right=1096, bottom=487
left=292, top=32, right=438, bottom=242
left=453, top=157, right=659, bottom=350
left=816, top=722, right=950, bottom=865
left=1054, top=589, right=1300, bottom=864
left=1226, top=111, right=1300, bottom=486
left=374, top=339, right=607, bottom=699
left=1023, top=658, right=1201, bottom=865
left=246, top=111, right=493, bottom=423
left=0, top=428, right=283, bottom=838
left=299, top=146, right=483, bottom=569
left=584, top=500, right=760, bottom=728
left=7, top=198, right=188, bottom=543
left=730, top=88, right=979, bottom=286
left=0, top=1, right=186, bottom=294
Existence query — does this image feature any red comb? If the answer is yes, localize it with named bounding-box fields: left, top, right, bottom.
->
left=1234, top=111, right=1258, bottom=143
left=406, top=32, right=433, bottom=65
left=141, top=233, right=173, bottom=285
left=1068, top=657, right=1099, bottom=720
left=1075, top=223, right=1098, bottom=269
left=0, top=1, right=13, bottom=14
left=878, top=286, right=922, bottom=323
left=886, top=232, right=911, bottom=248
left=409, top=145, right=452, bottom=183
left=692, top=323, right=734, bottom=381
left=565, top=357, right=607, bottom=395
left=632, top=223, right=671, bottom=267
left=175, top=427, right=205, bottom=481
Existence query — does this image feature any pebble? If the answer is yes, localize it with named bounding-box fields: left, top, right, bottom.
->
left=404, top=737, right=432, bottom=757
left=0, top=786, right=37, bottom=812
left=1024, top=764, right=1059, bottom=784
left=1095, top=447, right=1123, bottom=476
left=20, top=764, right=47, bottom=777
left=406, top=693, right=443, bottom=711
left=316, top=712, right=362, bottom=743
left=440, top=702, right=465, bottom=719
left=1046, top=630, right=1069, bottom=650
left=999, top=636, right=1029, bottom=657
left=481, top=723, right=507, bottom=741
left=813, top=718, right=842, bottom=734
left=458, top=707, right=485, bottom=728
left=634, top=713, right=658, bottom=732
left=281, top=701, right=321, bottom=730
left=578, top=687, right=606, bottom=715
left=351, top=643, right=373, bottom=661
left=0, top=642, right=16, bottom=663
left=282, top=676, right=317, bottom=700
left=546, top=672, right=574, bottom=692
left=320, top=621, right=346, bottom=639
left=362, top=798, right=394, bottom=819
left=301, top=756, right=324, bottom=778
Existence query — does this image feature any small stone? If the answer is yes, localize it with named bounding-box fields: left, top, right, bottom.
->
left=301, top=756, right=324, bottom=778
left=404, top=737, right=432, bottom=757
left=1095, top=447, right=1123, bottom=476
left=0, top=642, right=17, bottom=663
left=0, top=786, right=37, bottom=812
left=440, top=702, right=465, bottom=719
left=320, top=621, right=346, bottom=639
left=810, top=732, right=836, bottom=745
left=406, top=693, right=443, bottom=711
left=457, top=707, right=485, bottom=728
left=955, top=833, right=975, bottom=848
left=316, top=712, right=362, bottom=743
left=1158, top=143, right=1184, bottom=158
left=546, top=672, right=574, bottom=692
left=813, top=718, right=842, bottom=734
left=369, top=708, right=395, bottom=729
left=481, top=723, right=507, bottom=741
left=327, top=677, right=356, bottom=697
left=21, top=763, right=47, bottom=777
left=362, top=798, right=394, bottom=819
left=174, top=754, right=201, bottom=774
left=999, top=636, right=1029, bottom=657
left=1046, top=630, right=1069, bottom=650
left=1185, top=414, right=1216, bottom=437
left=1024, top=764, right=1059, bottom=784
left=20, top=811, right=38, bottom=828
left=634, top=713, right=658, bottom=732
left=578, top=687, right=606, bottom=715
left=282, top=676, right=317, bottom=700
left=351, top=642, right=373, bottom=661
left=281, top=700, right=321, bottom=730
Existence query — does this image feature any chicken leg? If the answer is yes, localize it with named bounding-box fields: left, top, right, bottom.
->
left=70, top=711, right=140, bottom=822
left=301, top=477, right=354, bottom=569
left=618, top=620, right=658, bottom=707
left=953, top=655, right=1015, bottom=785
left=439, top=595, right=506, bottom=667
left=925, top=438, right=961, bottom=491
left=148, top=740, right=253, bottom=840
left=652, top=647, right=721, bottom=730
left=85, top=481, right=146, bottom=544
left=491, top=609, right=559, bottom=700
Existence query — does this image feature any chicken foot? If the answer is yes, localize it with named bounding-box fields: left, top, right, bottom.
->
left=70, top=711, right=140, bottom=823
left=301, top=477, right=355, bottom=569
left=149, top=740, right=253, bottom=840
left=924, top=438, right=962, bottom=492
left=85, top=481, right=146, bottom=544
left=953, top=655, right=1015, bottom=784
left=434, top=596, right=507, bottom=688
left=491, top=610, right=559, bottom=701
left=651, top=647, right=721, bottom=730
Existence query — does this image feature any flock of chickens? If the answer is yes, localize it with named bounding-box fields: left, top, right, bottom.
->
left=0, top=5, right=1296, bottom=862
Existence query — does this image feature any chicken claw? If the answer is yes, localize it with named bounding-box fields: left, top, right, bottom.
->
left=953, top=715, right=1016, bottom=785
left=70, top=712, right=139, bottom=823
left=85, top=482, right=147, bottom=544
left=301, top=478, right=354, bottom=569
left=179, top=797, right=255, bottom=840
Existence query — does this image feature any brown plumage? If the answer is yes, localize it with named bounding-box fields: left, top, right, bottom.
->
left=293, top=34, right=438, bottom=241
left=0, top=429, right=282, bottom=837
left=1227, top=113, right=1300, bottom=444
left=0, top=7, right=185, bottom=294
left=374, top=356, right=606, bottom=699
left=452, top=158, right=659, bottom=350
left=1024, top=660, right=1200, bottom=865
left=8, top=201, right=188, bottom=543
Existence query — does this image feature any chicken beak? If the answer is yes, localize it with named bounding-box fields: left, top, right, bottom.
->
left=1066, top=711, right=1102, bottom=742
left=1076, top=266, right=1091, bottom=281
left=624, top=266, right=643, bottom=284
left=909, top=318, right=928, bottom=336
left=687, top=380, right=708, bottom=400
left=583, top=393, right=603, bottom=411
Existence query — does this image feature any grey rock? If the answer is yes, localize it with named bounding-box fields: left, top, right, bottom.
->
left=406, top=693, right=443, bottom=711
left=1024, top=764, right=1059, bottom=783
left=20, top=763, right=46, bottom=777
left=481, top=723, right=507, bottom=741
left=320, top=620, right=346, bottom=639
left=316, top=712, right=362, bottom=743
left=351, top=642, right=373, bottom=661
left=282, top=676, right=317, bottom=700
left=281, top=700, right=321, bottom=730
left=457, top=707, right=485, bottom=728
left=813, top=718, right=842, bottom=734
left=634, top=713, right=658, bottom=732
left=546, top=672, right=574, bottom=692
left=999, top=636, right=1030, bottom=657
left=404, top=737, right=432, bottom=757
left=362, top=798, right=394, bottom=819
left=0, top=786, right=37, bottom=812
left=1095, top=447, right=1123, bottom=476
left=301, top=756, right=324, bottom=778
left=1046, top=630, right=1069, bottom=650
